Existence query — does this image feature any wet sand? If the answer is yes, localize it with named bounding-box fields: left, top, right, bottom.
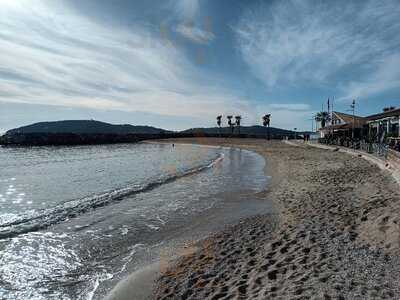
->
left=152, top=138, right=400, bottom=299
left=105, top=140, right=273, bottom=300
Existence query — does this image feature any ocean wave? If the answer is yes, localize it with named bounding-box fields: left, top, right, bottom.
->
left=0, top=153, right=224, bottom=239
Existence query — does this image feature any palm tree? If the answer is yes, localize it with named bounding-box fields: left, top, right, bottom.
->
left=315, top=111, right=330, bottom=128
left=235, top=116, right=242, bottom=135
left=262, top=114, right=271, bottom=139
left=227, top=115, right=234, bottom=136
left=216, top=115, right=222, bottom=137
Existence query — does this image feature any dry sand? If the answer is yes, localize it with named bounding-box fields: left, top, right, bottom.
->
left=149, top=138, right=400, bottom=299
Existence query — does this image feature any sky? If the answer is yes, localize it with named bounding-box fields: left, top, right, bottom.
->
left=0, top=0, right=399, bottom=133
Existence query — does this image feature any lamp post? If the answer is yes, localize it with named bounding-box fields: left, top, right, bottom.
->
left=308, top=116, right=316, bottom=132
left=351, top=99, right=356, bottom=149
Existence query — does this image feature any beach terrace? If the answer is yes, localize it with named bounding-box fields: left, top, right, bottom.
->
left=319, top=107, right=400, bottom=153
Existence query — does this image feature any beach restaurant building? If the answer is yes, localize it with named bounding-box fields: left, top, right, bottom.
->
left=319, top=111, right=366, bottom=139
left=319, top=107, right=400, bottom=146
left=366, top=107, right=400, bottom=141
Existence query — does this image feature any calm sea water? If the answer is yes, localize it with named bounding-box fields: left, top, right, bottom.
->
left=0, top=142, right=268, bottom=299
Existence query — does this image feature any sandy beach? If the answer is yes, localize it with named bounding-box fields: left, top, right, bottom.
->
left=149, top=138, right=400, bottom=299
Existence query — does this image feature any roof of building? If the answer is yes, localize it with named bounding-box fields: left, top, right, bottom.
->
left=366, top=108, right=400, bottom=121
left=334, top=111, right=366, bottom=127
left=319, top=108, right=399, bottom=132
left=334, top=111, right=365, bottom=124
left=319, top=111, right=366, bottom=131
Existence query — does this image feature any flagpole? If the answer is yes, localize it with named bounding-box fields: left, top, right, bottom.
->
left=328, top=98, right=330, bottom=115
left=327, top=98, right=331, bottom=142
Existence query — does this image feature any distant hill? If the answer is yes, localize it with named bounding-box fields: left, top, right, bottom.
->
left=6, top=120, right=170, bottom=135
left=1, top=121, right=310, bottom=146
left=180, top=126, right=301, bottom=137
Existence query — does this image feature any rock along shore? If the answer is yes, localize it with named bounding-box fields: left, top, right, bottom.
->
left=152, top=138, right=400, bottom=299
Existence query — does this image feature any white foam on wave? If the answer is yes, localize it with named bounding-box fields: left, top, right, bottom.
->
left=0, top=231, right=83, bottom=300
left=86, top=243, right=146, bottom=300
left=120, top=227, right=129, bottom=236
left=0, top=151, right=224, bottom=239
left=155, top=215, right=166, bottom=225
left=145, top=223, right=160, bottom=230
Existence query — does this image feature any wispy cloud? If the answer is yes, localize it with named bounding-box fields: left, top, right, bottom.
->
left=235, top=0, right=400, bottom=100
left=338, top=54, right=400, bottom=101
left=176, top=23, right=215, bottom=44
left=0, top=0, right=227, bottom=123
left=172, top=0, right=215, bottom=45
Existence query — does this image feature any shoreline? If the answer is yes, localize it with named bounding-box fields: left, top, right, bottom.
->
left=150, top=138, right=400, bottom=299
left=105, top=139, right=275, bottom=300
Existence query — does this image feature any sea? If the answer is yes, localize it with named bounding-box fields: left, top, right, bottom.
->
left=0, top=142, right=270, bottom=299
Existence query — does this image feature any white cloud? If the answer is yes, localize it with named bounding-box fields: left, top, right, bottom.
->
left=339, top=54, right=400, bottom=102
left=176, top=23, right=215, bottom=44
left=235, top=0, right=400, bottom=100
left=172, top=0, right=215, bottom=44
left=0, top=0, right=227, bottom=123
left=0, top=0, right=316, bottom=131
